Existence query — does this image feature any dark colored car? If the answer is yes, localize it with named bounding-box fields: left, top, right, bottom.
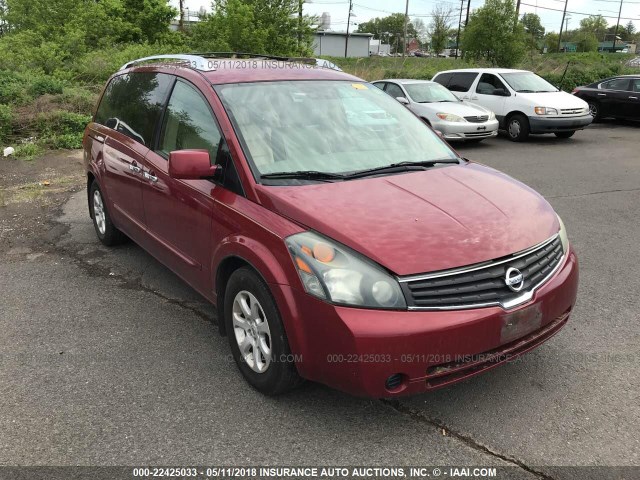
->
left=83, top=54, right=579, bottom=398
left=572, top=75, right=640, bottom=121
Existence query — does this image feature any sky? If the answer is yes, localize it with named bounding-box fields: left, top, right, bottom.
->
left=171, top=0, right=640, bottom=35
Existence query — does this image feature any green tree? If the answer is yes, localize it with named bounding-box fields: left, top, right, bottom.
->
left=357, top=13, right=417, bottom=53
left=427, top=6, right=452, bottom=55
left=576, top=32, right=598, bottom=52
left=461, top=0, right=526, bottom=67
left=521, top=13, right=544, bottom=51
left=579, top=15, right=608, bottom=41
left=190, top=0, right=313, bottom=56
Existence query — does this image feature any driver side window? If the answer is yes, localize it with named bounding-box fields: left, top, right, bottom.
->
left=159, top=80, right=222, bottom=159
left=476, top=74, right=507, bottom=95
left=384, top=83, right=405, bottom=99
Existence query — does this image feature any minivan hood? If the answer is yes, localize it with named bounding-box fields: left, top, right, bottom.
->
left=256, top=163, right=559, bottom=276
left=516, top=90, right=588, bottom=109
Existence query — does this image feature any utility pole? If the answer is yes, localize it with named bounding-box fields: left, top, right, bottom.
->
left=344, top=0, right=353, bottom=58
left=612, top=0, right=624, bottom=52
left=465, top=0, right=471, bottom=26
left=455, top=0, right=464, bottom=59
left=178, top=0, right=185, bottom=31
left=557, top=0, right=568, bottom=53
left=298, top=0, right=303, bottom=49
left=402, top=0, right=409, bottom=57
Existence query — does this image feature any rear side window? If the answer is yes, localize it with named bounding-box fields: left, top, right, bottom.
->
left=95, top=73, right=173, bottom=146
left=601, top=78, right=631, bottom=91
left=432, top=73, right=452, bottom=87
left=447, top=72, right=478, bottom=92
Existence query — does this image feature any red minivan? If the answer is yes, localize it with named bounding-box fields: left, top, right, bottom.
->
left=83, top=54, right=579, bottom=397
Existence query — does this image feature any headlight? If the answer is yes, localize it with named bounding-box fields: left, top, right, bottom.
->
left=534, top=107, right=558, bottom=115
left=487, top=110, right=496, bottom=120
left=436, top=113, right=465, bottom=122
left=557, top=214, right=569, bottom=253
left=286, top=232, right=406, bottom=309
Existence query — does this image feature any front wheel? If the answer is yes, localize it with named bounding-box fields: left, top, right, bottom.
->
left=554, top=131, right=575, bottom=139
left=506, top=114, right=530, bottom=142
left=224, top=267, right=302, bottom=395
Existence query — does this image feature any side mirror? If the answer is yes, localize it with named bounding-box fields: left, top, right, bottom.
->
left=168, top=150, right=220, bottom=179
left=493, top=88, right=509, bottom=97
left=396, top=96, right=410, bottom=105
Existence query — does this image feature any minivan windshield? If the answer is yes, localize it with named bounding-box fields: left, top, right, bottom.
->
left=215, top=81, right=458, bottom=181
left=500, top=72, right=558, bottom=93
left=404, top=82, right=459, bottom=103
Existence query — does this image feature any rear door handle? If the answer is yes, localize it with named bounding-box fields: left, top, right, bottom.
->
left=143, top=171, right=158, bottom=182
left=629, top=96, right=638, bottom=99
left=597, top=93, right=607, bottom=96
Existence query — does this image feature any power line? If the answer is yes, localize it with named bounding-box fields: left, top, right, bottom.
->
left=520, top=2, right=640, bottom=21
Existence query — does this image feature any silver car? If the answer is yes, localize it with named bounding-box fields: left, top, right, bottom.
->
left=372, top=79, right=499, bottom=142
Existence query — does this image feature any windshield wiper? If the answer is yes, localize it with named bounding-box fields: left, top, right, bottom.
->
left=516, top=89, right=535, bottom=93
left=343, top=159, right=460, bottom=179
left=260, top=170, right=346, bottom=181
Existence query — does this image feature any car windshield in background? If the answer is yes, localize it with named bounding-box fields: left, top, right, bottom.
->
left=215, top=81, right=458, bottom=180
left=501, top=72, right=557, bottom=93
left=404, top=83, right=459, bottom=103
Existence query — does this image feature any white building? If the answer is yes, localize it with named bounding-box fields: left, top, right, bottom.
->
left=312, top=31, right=373, bottom=58
left=369, top=39, right=391, bottom=56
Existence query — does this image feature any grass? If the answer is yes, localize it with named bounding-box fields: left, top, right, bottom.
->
left=1, top=174, right=82, bottom=204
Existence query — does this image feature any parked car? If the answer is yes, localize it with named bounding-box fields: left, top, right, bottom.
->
left=432, top=68, right=593, bottom=141
left=571, top=75, right=640, bottom=122
left=372, top=79, right=499, bottom=142
left=84, top=54, right=578, bottom=398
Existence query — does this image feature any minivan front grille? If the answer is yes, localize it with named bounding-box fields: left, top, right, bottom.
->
left=464, top=115, right=489, bottom=123
left=400, top=235, right=564, bottom=310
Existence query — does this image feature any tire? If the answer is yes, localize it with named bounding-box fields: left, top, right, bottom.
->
left=506, top=114, right=530, bottom=142
left=224, top=267, right=302, bottom=395
left=554, top=131, right=575, bottom=139
left=89, top=181, right=126, bottom=246
left=588, top=101, right=601, bottom=122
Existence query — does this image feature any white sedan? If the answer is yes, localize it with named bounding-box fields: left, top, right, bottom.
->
left=372, top=79, right=499, bottom=142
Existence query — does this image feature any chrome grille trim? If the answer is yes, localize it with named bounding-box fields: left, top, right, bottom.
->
left=464, top=115, right=489, bottom=123
left=398, top=234, right=565, bottom=311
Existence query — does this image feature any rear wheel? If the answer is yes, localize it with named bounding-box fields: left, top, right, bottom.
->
left=506, top=114, right=529, bottom=142
left=224, top=267, right=302, bottom=395
left=89, top=181, right=126, bottom=246
left=588, top=101, right=601, bottom=122
left=554, top=131, right=575, bottom=139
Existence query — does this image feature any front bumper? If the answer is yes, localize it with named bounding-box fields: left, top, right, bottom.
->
left=434, top=118, right=499, bottom=141
left=528, top=114, right=593, bottom=133
left=273, top=247, right=578, bottom=398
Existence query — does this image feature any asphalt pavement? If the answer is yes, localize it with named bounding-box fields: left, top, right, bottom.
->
left=1, top=121, right=638, bottom=476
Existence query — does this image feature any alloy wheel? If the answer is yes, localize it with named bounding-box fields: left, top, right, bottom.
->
left=232, top=290, right=272, bottom=373
left=588, top=103, right=598, bottom=117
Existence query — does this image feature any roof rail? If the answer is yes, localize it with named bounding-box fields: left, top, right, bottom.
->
left=119, top=54, right=214, bottom=71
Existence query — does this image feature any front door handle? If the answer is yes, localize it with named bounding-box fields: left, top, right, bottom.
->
left=629, top=96, right=638, bottom=100
left=143, top=171, right=158, bottom=182
left=470, top=96, right=478, bottom=100
left=597, top=93, right=607, bottom=96
left=129, top=163, right=142, bottom=173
